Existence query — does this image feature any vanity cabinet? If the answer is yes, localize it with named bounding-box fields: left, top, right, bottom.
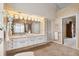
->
left=6, top=35, right=47, bottom=51
left=13, top=38, right=28, bottom=49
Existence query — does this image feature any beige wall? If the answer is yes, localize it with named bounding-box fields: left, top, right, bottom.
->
left=54, top=4, right=79, bottom=48
left=57, top=4, right=79, bottom=18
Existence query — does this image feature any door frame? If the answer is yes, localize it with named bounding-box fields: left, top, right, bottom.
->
left=61, top=13, right=78, bottom=48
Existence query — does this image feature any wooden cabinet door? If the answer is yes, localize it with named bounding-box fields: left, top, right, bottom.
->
left=66, top=21, right=72, bottom=38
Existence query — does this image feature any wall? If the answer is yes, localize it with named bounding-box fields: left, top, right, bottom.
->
left=0, top=3, right=4, bottom=56
left=54, top=4, right=79, bottom=48
left=4, top=3, right=58, bottom=41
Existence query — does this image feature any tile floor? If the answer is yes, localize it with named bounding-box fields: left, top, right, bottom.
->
left=7, top=42, right=79, bottom=56
left=64, top=37, right=76, bottom=48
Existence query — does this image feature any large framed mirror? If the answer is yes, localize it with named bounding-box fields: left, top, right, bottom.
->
left=12, top=21, right=40, bottom=34
left=10, top=16, right=41, bottom=35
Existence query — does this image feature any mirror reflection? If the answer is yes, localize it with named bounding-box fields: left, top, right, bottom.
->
left=11, top=18, right=40, bottom=34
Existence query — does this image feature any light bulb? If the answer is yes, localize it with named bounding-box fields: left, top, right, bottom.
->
left=24, top=16, right=28, bottom=20
left=32, top=17, right=34, bottom=21
left=15, top=15, right=19, bottom=19
left=28, top=17, right=31, bottom=20
left=20, top=16, right=23, bottom=19
left=35, top=18, right=38, bottom=21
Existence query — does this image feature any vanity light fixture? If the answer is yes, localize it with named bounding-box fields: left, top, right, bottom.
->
left=31, top=17, right=34, bottom=21
left=6, top=10, right=44, bottom=22
left=14, top=15, right=19, bottom=19
left=20, top=16, right=23, bottom=20
left=28, top=16, right=31, bottom=20
left=24, top=16, right=28, bottom=20
left=35, top=18, right=38, bottom=21
left=41, top=17, right=44, bottom=20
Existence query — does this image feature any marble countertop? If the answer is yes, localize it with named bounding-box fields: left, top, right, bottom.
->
left=9, top=34, right=45, bottom=39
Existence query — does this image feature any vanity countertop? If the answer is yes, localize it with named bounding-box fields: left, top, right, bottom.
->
left=9, top=34, right=45, bottom=39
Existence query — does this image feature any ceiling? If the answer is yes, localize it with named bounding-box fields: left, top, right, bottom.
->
left=56, top=3, right=72, bottom=9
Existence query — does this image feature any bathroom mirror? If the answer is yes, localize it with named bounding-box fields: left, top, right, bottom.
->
left=11, top=18, right=40, bottom=34
left=13, top=23, right=25, bottom=34
left=32, top=21, right=40, bottom=33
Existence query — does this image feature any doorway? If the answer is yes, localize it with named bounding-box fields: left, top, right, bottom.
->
left=62, top=16, right=76, bottom=48
left=66, top=21, right=72, bottom=38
